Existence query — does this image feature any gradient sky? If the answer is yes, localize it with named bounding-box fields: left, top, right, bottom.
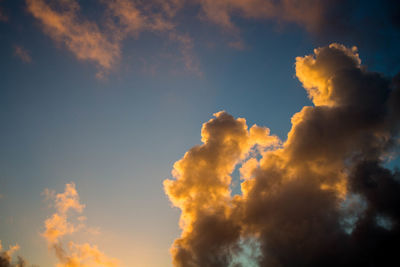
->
left=1, top=0, right=399, bottom=266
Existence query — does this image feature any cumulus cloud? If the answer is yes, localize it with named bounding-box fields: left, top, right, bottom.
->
left=43, top=182, right=119, bottom=267
left=0, top=241, right=33, bottom=267
left=164, top=44, right=400, bottom=266
left=163, top=111, right=279, bottom=266
left=0, top=241, right=20, bottom=267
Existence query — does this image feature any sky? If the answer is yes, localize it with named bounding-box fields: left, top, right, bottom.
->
left=0, top=0, right=400, bottom=267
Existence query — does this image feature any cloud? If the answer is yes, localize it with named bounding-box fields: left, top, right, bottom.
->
left=104, top=0, right=174, bottom=37
left=195, top=0, right=399, bottom=38
left=26, top=0, right=120, bottom=78
left=197, top=0, right=400, bottom=71
left=168, top=32, right=202, bottom=76
left=163, top=111, right=278, bottom=266
left=13, top=45, right=32, bottom=63
left=26, top=0, right=200, bottom=77
left=0, top=241, right=32, bottom=267
left=42, top=182, right=119, bottom=267
left=23, top=0, right=400, bottom=76
left=0, top=204, right=34, bottom=267
left=294, top=44, right=361, bottom=106
left=196, top=0, right=338, bottom=33
left=164, top=44, right=400, bottom=266
left=0, top=241, right=19, bottom=267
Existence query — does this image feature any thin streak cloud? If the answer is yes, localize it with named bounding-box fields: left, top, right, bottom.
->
left=26, top=0, right=199, bottom=78
left=26, top=0, right=120, bottom=78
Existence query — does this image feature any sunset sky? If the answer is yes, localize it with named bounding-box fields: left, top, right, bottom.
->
left=1, top=1, right=400, bottom=267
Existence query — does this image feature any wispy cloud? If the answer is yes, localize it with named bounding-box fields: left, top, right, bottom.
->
left=22, top=0, right=400, bottom=77
left=169, top=32, right=202, bottom=76
left=104, top=0, right=174, bottom=36
left=26, top=0, right=120, bottom=78
left=197, top=0, right=328, bottom=33
left=14, top=45, right=32, bottom=63
left=26, top=0, right=200, bottom=78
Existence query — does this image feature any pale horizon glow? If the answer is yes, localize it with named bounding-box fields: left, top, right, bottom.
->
left=1, top=0, right=400, bottom=266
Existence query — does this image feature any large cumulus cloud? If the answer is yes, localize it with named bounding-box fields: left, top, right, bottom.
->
left=164, top=43, right=400, bottom=266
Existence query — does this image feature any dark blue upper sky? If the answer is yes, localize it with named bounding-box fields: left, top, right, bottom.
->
left=0, top=0, right=399, bottom=266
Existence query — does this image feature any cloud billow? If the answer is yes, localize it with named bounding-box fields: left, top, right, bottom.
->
left=42, top=183, right=119, bottom=267
left=164, top=43, right=400, bottom=267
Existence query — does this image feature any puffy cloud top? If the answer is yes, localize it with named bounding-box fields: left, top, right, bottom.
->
left=165, top=43, right=400, bottom=266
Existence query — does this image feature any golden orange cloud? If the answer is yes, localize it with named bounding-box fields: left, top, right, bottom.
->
left=43, top=182, right=119, bottom=267
left=26, top=0, right=200, bottom=78
left=165, top=44, right=400, bottom=266
left=164, top=111, right=278, bottom=266
left=295, top=43, right=361, bottom=106
left=26, top=0, right=120, bottom=78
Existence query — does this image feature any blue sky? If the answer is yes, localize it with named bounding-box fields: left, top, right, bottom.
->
left=1, top=0, right=400, bottom=266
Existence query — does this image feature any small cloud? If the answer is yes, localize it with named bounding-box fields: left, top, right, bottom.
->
left=1, top=240, right=39, bottom=266
left=14, top=45, right=32, bottom=63
left=26, top=0, right=120, bottom=77
left=169, top=32, right=202, bottom=76
left=228, top=40, right=246, bottom=50
left=0, top=240, right=21, bottom=267
left=42, top=182, right=119, bottom=267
